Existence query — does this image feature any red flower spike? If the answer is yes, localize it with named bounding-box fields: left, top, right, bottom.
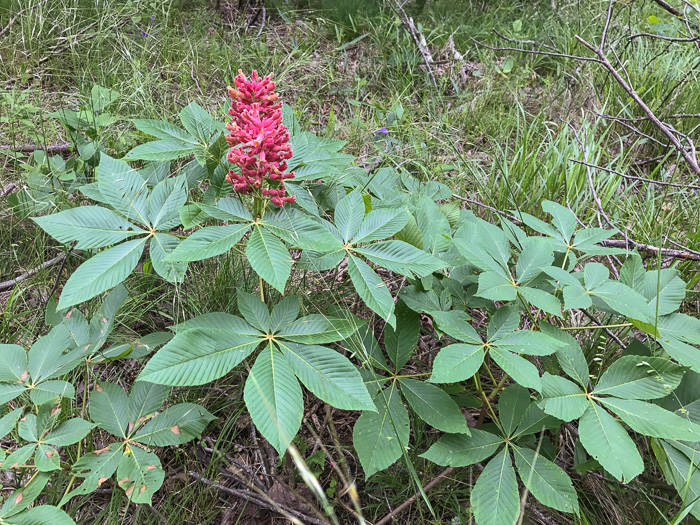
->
left=225, top=70, right=296, bottom=207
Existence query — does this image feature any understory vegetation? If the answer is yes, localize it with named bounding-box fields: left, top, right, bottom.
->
left=1, top=0, right=700, bottom=524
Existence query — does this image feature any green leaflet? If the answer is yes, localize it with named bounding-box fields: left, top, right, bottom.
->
left=57, top=237, right=148, bottom=310
left=513, top=446, right=579, bottom=513
left=132, top=403, right=215, bottom=446
left=539, top=374, right=588, bottom=422
left=246, top=225, right=292, bottom=294
left=384, top=300, right=419, bottom=371
left=578, top=402, right=644, bottom=482
left=421, top=428, right=502, bottom=466
left=353, top=382, right=409, bottom=477
left=244, top=344, right=303, bottom=455
left=277, top=341, right=374, bottom=411
left=471, top=447, right=520, bottom=525
left=167, top=223, right=251, bottom=262
left=32, top=206, right=145, bottom=249
left=137, top=329, right=262, bottom=386
left=346, top=254, right=396, bottom=327
left=593, top=355, right=685, bottom=399
left=399, top=378, right=470, bottom=434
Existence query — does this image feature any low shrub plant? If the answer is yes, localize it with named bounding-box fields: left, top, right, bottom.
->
left=5, top=71, right=699, bottom=524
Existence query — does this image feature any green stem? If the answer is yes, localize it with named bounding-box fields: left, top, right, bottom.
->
left=488, top=374, right=510, bottom=402
left=259, top=275, right=265, bottom=303
left=474, top=370, right=502, bottom=432
left=395, top=372, right=432, bottom=379
left=561, top=323, right=632, bottom=331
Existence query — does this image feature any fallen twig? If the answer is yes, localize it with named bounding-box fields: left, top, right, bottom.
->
left=568, top=159, right=700, bottom=190
left=0, top=253, right=67, bottom=292
left=1, top=183, right=18, bottom=198
left=0, top=0, right=50, bottom=38
left=470, top=37, right=602, bottom=63
left=374, top=467, right=454, bottom=525
left=189, top=471, right=329, bottom=525
left=651, top=0, right=682, bottom=17
left=0, top=143, right=72, bottom=154
left=575, top=32, right=700, bottom=177
left=387, top=0, right=438, bottom=88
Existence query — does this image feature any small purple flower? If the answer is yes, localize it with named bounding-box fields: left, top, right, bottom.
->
left=141, top=32, right=148, bottom=37
left=151, top=15, right=155, bottom=21
left=376, top=127, right=389, bottom=135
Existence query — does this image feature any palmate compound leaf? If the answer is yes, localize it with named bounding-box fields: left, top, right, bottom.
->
left=57, top=237, right=148, bottom=310
left=246, top=224, right=293, bottom=294
left=353, top=382, right=409, bottom=477
left=421, top=428, right=502, bottom=466
left=346, top=254, right=396, bottom=328
left=244, top=344, right=304, bottom=455
left=578, top=402, right=644, bottom=482
left=512, top=445, right=579, bottom=513
left=592, top=355, right=685, bottom=399
left=277, top=341, right=375, bottom=411
left=116, top=446, right=165, bottom=504
left=32, top=206, right=145, bottom=249
left=138, top=329, right=262, bottom=386
left=399, top=378, right=470, bottom=434
left=133, top=403, right=215, bottom=446
left=471, top=447, right=520, bottom=525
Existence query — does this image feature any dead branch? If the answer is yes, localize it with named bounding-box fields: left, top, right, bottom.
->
left=568, top=158, right=700, bottom=190
left=190, top=471, right=329, bottom=525
left=387, top=0, right=438, bottom=88
left=0, top=253, right=67, bottom=292
left=470, top=37, right=602, bottom=63
left=651, top=0, right=682, bottom=17
left=0, top=143, right=72, bottom=154
left=1, top=183, right=17, bottom=198
left=575, top=33, right=700, bottom=177
left=0, top=0, right=50, bottom=39
left=375, top=467, right=454, bottom=525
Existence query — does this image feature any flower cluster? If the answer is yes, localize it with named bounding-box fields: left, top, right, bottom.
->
left=225, top=70, right=296, bottom=207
